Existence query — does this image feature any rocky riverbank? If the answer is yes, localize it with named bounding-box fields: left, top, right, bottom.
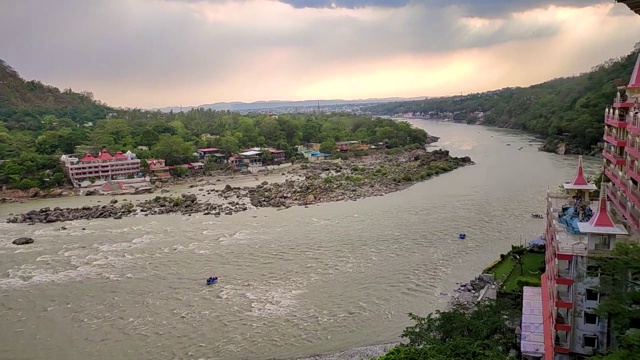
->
left=446, top=274, right=499, bottom=310
left=6, top=149, right=473, bottom=224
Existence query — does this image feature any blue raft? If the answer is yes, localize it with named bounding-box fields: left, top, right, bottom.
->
left=459, top=233, right=466, bottom=240
left=206, top=277, right=218, bottom=285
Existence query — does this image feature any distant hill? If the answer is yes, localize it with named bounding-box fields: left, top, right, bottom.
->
left=0, top=59, right=112, bottom=126
left=156, top=97, right=427, bottom=113
left=366, top=44, right=640, bottom=154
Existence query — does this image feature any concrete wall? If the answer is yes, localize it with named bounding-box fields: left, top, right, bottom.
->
left=570, top=256, right=607, bottom=356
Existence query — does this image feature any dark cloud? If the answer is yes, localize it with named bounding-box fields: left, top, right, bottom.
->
left=278, top=0, right=606, bottom=14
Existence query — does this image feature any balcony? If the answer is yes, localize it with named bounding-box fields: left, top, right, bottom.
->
left=627, top=146, right=640, bottom=161
left=605, top=166, right=625, bottom=191
left=557, top=268, right=573, bottom=285
left=554, top=330, right=571, bottom=353
left=613, top=95, right=633, bottom=107
left=627, top=167, right=640, bottom=183
left=556, top=290, right=573, bottom=308
left=603, top=149, right=626, bottom=165
left=629, top=118, right=640, bottom=135
left=604, top=133, right=627, bottom=147
left=605, top=115, right=628, bottom=128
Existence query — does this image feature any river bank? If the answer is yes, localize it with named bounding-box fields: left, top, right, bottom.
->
left=291, top=273, right=500, bottom=360
left=5, top=149, right=473, bottom=224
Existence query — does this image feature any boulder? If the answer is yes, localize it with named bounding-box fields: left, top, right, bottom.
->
left=12, top=237, right=34, bottom=245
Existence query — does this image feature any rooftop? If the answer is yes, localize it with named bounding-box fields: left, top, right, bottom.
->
left=548, top=191, right=628, bottom=256
left=577, top=183, right=628, bottom=235
left=240, top=150, right=262, bottom=156
left=520, top=286, right=545, bottom=358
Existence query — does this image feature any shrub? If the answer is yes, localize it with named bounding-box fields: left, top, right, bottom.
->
left=516, top=276, right=541, bottom=288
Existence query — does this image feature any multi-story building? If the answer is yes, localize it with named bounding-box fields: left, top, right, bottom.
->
left=537, top=158, right=629, bottom=360
left=603, top=53, right=640, bottom=233
left=60, top=149, right=141, bottom=186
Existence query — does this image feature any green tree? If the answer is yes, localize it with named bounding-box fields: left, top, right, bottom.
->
left=151, top=134, right=196, bottom=166
left=591, top=242, right=640, bottom=358
left=320, top=139, right=336, bottom=154
left=379, top=298, right=518, bottom=360
left=217, top=135, right=240, bottom=156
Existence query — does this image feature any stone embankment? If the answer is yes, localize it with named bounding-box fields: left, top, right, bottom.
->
left=6, top=149, right=473, bottom=224
left=446, top=274, right=499, bottom=310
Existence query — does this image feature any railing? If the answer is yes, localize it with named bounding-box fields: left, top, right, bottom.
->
left=558, top=268, right=572, bottom=278
left=555, top=340, right=570, bottom=349
left=604, top=149, right=625, bottom=162
left=605, top=132, right=626, bottom=141
left=557, top=291, right=572, bottom=302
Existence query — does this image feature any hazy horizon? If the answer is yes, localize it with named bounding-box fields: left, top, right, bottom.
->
left=2, top=0, right=640, bottom=108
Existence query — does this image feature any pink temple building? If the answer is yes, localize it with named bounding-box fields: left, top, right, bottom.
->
left=60, top=149, right=141, bottom=186
left=526, top=158, right=629, bottom=360
left=603, top=53, right=640, bottom=232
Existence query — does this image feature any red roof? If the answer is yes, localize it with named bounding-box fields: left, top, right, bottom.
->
left=114, top=151, right=128, bottom=160
left=97, top=149, right=113, bottom=161
left=588, top=191, right=616, bottom=228
left=198, top=148, right=220, bottom=153
left=569, top=156, right=589, bottom=186
left=80, top=153, right=97, bottom=162
left=269, top=148, right=284, bottom=154
left=628, top=53, right=640, bottom=89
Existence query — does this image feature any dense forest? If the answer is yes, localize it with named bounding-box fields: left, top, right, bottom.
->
left=366, top=44, right=640, bottom=154
left=0, top=60, right=430, bottom=191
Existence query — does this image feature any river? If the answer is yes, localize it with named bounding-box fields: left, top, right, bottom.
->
left=0, top=120, right=601, bottom=360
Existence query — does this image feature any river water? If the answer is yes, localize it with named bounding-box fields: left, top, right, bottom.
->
left=0, top=120, right=601, bottom=360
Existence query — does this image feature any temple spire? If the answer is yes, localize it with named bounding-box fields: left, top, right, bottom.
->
left=577, top=183, right=628, bottom=235
left=588, top=183, right=615, bottom=228
left=572, top=156, right=588, bottom=186
left=563, top=156, right=596, bottom=191
left=628, top=53, right=640, bottom=89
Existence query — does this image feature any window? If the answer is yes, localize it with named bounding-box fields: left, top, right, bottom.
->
left=595, top=235, right=611, bottom=251
left=587, top=265, right=601, bottom=278
left=584, top=335, right=598, bottom=348
left=584, top=312, right=599, bottom=325
left=586, top=289, right=599, bottom=302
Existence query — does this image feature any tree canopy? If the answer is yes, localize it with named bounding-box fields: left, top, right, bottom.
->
left=592, top=242, right=640, bottom=359
left=378, top=296, right=520, bottom=360
left=0, top=59, right=434, bottom=190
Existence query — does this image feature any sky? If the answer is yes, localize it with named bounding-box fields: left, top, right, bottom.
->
left=2, top=0, right=640, bottom=109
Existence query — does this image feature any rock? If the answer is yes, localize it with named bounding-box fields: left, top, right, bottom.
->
left=12, top=237, right=34, bottom=245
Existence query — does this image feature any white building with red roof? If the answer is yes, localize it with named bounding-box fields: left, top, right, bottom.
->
left=60, top=148, right=141, bottom=187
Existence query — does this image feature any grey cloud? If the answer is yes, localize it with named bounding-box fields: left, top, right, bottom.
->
left=167, top=0, right=607, bottom=13
left=0, top=0, right=623, bottom=107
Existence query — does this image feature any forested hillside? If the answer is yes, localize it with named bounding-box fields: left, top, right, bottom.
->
left=0, top=61, right=431, bottom=191
left=0, top=60, right=113, bottom=127
left=367, top=44, right=640, bottom=154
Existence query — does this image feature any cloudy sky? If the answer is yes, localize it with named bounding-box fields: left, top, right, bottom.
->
left=2, top=0, right=640, bottom=109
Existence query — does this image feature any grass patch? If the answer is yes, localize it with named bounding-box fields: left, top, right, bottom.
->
left=502, top=253, right=545, bottom=292
left=491, top=256, right=515, bottom=283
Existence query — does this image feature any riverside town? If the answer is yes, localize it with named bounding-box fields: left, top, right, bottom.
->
left=4, top=1, right=640, bottom=360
